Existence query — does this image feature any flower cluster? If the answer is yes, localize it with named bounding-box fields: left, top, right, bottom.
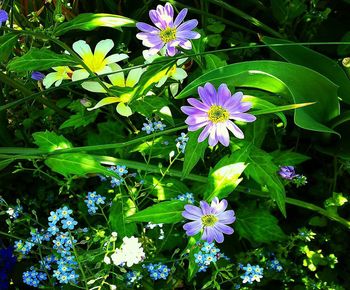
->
left=182, top=197, right=236, bottom=243
left=107, top=165, right=129, bottom=188
left=278, top=166, right=308, bottom=187
left=14, top=240, right=34, bottom=256
left=181, top=83, right=256, bottom=147
left=23, top=268, right=47, bottom=288
left=174, top=192, right=194, bottom=204
left=141, top=119, right=166, bottom=134
left=126, top=271, right=143, bottom=286
left=136, top=3, right=200, bottom=56
left=194, top=242, right=221, bottom=272
left=240, top=264, right=264, bottom=284
left=267, top=258, right=283, bottom=272
left=109, top=236, right=145, bottom=267
left=175, top=132, right=189, bottom=153
left=0, top=247, right=16, bottom=290
left=143, top=263, right=170, bottom=280
left=84, top=191, right=106, bottom=215
left=6, top=205, right=22, bottom=219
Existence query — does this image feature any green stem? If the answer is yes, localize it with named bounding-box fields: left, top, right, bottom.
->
left=207, top=0, right=283, bottom=38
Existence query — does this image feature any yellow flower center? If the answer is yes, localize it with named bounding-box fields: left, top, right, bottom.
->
left=201, top=214, right=218, bottom=227
left=159, top=27, right=177, bottom=43
left=82, top=52, right=107, bottom=73
left=208, top=105, right=230, bottom=123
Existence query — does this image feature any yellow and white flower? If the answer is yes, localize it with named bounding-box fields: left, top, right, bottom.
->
left=43, top=66, right=73, bottom=89
left=71, top=39, right=128, bottom=81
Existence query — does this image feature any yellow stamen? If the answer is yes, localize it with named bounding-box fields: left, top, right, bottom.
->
left=201, top=214, right=218, bottom=227
left=208, top=105, right=230, bottom=123
left=159, top=27, right=177, bottom=43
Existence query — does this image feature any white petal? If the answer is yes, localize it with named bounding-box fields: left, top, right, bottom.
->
left=105, top=53, right=129, bottom=64
left=126, top=68, right=143, bottom=87
left=94, top=39, right=114, bottom=58
left=171, top=68, right=187, bottom=81
left=72, top=69, right=89, bottom=81
left=72, top=40, right=93, bottom=60
left=107, top=63, right=125, bottom=86
left=81, top=81, right=108, bottom=93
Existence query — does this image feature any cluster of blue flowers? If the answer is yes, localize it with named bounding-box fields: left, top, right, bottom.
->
left=126, top=271, right=143, bottom=286
left=141, top=119, right=166, bottom=134
left=23, top=268, right=47, bottom=288
left=175, top=132, right=189, bottom=153
left=174, top=192, right=195, bottom=204
left=7, top=205, right=23, bottom=219
left=109, top=165, right=128, bottom=188
left=267, top=258, right=283, bottom=272
left=84, top=191, right=106, bottom=215
left=239, top=263, right=264, bottom=284
left=143, top=263, right=170, bottom=280
left=194, top=242, right=221, bottom=272
left=0, top=247, right=16, bottom=290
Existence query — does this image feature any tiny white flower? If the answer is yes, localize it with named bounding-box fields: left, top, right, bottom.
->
left=103, top=256, right=111, bottom=265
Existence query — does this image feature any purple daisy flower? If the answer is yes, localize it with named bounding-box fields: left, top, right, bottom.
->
left=31, top=71, right=45, bottom=81
left=278, top=166, right=297, bottom=180
left=182, top=197, right=236, bottom=243
left=181, top=83, right=256, bottom=147
left=0, top=10, right=8, bottom=26
left=136, top=3, right=200, bottom=56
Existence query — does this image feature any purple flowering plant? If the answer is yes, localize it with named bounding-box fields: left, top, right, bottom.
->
left=0, top=1, right=347, bottom=290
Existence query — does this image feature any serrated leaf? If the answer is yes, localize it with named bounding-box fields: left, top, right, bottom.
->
left=127, top=200, right=186, bottom=223
left=33, top=131, right=72, bottom=152
left=54, top=13, right=136, bottom=36
left=44, top=153, right=119, bottom=178
left=182, top=130, right=207, bottom=178
left=0, top=33, right=18, bottom=61
left=109, top=195, right=137, bottom=238
left=7, top=48, right=77, bottom=72
left=204, top=159, right=247, bottom=201
left=235, top=207, right=286, bottom=243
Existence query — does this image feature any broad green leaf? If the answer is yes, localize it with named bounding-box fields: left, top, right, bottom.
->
left=0, top=33, right=18, bottom=61
left=176, top=60, right=340, bottom=134
left=145, top=176, right=190, bottom=200
left=127, top=200, right=186, bottom=223
left=59, top=110, right=98, bottom=129
left=244, top=116, right=270, bottom=147
left=182, top=131, right=207, bottom=178
left=235, top=207, right=286, bottom=243
left=33, top=131, right=72, bottom=152
left=109, top=195, right=137, bottom=238
left=7, top=48, right=77, bottom=72
left=44, top=153, right=119, bottom=178
left=271, top=150, right=310, bottom=166
left=251, top=102, right=315, bottom=116
left=0, top=159, right=15, bottom=170
left=262, top=36, right=350, bottom=105
left=130, top=136, right=175, bottom=159
left=203, top=54, right=227, bottom=71
left=54, top=13, right=136, bottom=36
left=204, top=159, right=247, bottom=201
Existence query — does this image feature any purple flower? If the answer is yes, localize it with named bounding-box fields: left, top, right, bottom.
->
left=31, top=71, right=45, bottom=81
left=136, top=3, right=200, bottom=56
left=182, top=197, right=236, bottom=243
left=0, top=10, right=8, bottom=26
left=181, top=83, right=256, bottom=147
left=278, top=166, right=297, bottom=180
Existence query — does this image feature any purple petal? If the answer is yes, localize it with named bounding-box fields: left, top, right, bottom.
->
left=217, top=210, right=236, bottom=224
left=198, top=124, right=213, bottom=143
left=166, top=44, right=177, bottom=56
left=236, top=102, right=253, bottom=112
left=149, top=10, right=167, bottom=30
left=200, top=201, right=212, bottom=215
left=136, top=33, right=163, bottom=47
left=217, top=125, right=230, bottom=147
left=211, top=198, right=228, bottom=214
left=185, top=115, right=208, bottom=126
left=187, top=98, right=210, bottom=111
left=217, top=84, right=232, bottom=106
left=204, top=83, right=217, bottom=99
left=231, top=112, right=256, bottom=123
left=188, top=121, right=209, bottom=131
left=183, top=220, right=202, bottom=236
left=224, top=91, right=243, bottom=108
left=208, top=125, right=219, bottom=146
left=198, top=86, right=213, bottom=106
left=226, top=120, right=244, bottom=139
left=213, top=228, right=225, bottom=243
left=201, top=227, right=215, bottom=243
left=0, top=10, right=8, bottom=23
left=181, top=106, right=202, bottom=116
left=136, top=22, right=159, bottom=33
left=174, top=8, right=188, bottom=27
left=177, top=30, right=199, bottom=40
left=178, top=39, right=192, bottom=50
left=214, top=223, right=234, bottom=235
left=177, top=19, right=198, bottom=32
left=183, top=204, right=203, bottom=218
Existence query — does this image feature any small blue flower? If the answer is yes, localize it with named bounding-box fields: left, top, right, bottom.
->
left=142, top=122, right=154, bottom=134
left=0, top=10, right=8, bottom=26
left=61, top=217, right=78, bottom=230
left=153, top=121, right=166, bottom=131
left=111, top=177, right=124, bottom=187
left=31, top=71, right=45, bottom=81
left=58, top=206, right=73, bottom=219
left=116, top=165, right=128, bottom=177
left=144, top=263, right=170, bottom=280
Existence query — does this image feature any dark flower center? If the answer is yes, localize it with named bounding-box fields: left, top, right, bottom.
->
left=160, top=27, right=177, bottom=43
left=201, top=214, right=218, bottom=227
left=208, top=105, right=230, bottom=123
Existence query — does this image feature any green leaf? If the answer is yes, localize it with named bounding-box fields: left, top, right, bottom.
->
left=54, top=13, right=136, bottom=36
left=145, top=176, right=190, bottom=200
left=127, top=200, right=186, bottom=224
left=7, top=48, right=77, bottom=72
left=130, top=136, right=175, bottom=159
left=204, top=158, right=247, bottom=201
left=271, top=150, right=310, bottom=166
left=59, top=110, right=98, bottom=129
left=182, top=131, right=207, bottom=178
left=109, top=195, right=137, bottom=238
left=262, top=36, right=350, bottom=105
left=44, top=153, right=119, bottom=178
left=33, top=131, right=72, bottom=152
left=235, top=207, right=286, bottom=243
left=0, top=159, right=15, bottom=171
left=176, top=60, right=340, bottom=135
left=0, top=33, right=18, bottom=61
